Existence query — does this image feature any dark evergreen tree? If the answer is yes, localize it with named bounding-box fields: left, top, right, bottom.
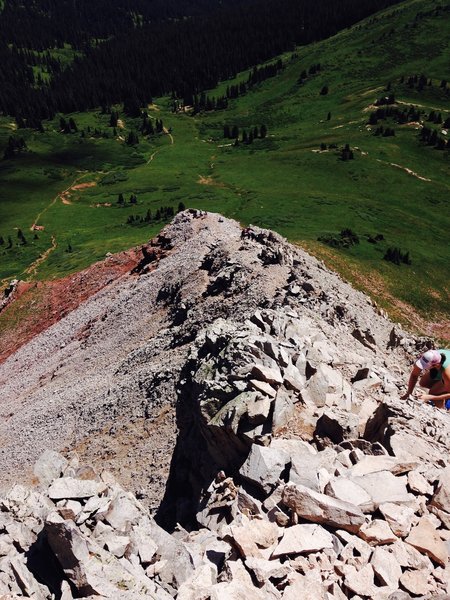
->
left=126, top=131, right=139, bottom=146
left=341, top=143, right=354, bottom=160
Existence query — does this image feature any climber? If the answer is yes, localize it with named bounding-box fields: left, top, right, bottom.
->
left=401, top=349, right=450, bottom=409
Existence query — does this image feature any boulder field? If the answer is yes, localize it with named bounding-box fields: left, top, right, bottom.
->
left=0, top=210, right=448, bottom=598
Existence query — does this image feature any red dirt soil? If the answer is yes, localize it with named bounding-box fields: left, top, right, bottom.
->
left=0, top=249, right=141, bottom=364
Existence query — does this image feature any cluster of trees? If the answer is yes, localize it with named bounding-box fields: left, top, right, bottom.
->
left=59, top=116, right=78, bottom=133
left=368, top=105, right=422, bottom=126
left=117, top=193, right=138, bottom=205
left=419, top=127, right=450, bottom=150
left=223, top=124, right=267, bottom=142
left=426, top=111, right=449, bottom=126
left=318, top=228, right=359, bottom=249
left=188, top=60, right=284, bottom=113
left=248, top=59, right=283, bottom=86
left=0, top=229, right=28, bottom=249
left=298, top=63, right=321, bottom=84
left=125, top=202, right=185, bottom=226
left=3, top=136, right=27, bottom=160
left=384, top=247, right=411, bottom=266
left=373, top=125, right=395, bottom=137
left=191, top=93, right=229, bottom=114
left=0, top=0, right=405, bottom=120
left=399, top=73, right=449, bottom=93
left=374, top=93, right=396, bottom=106
left=141, top=115, right=165, bottom=136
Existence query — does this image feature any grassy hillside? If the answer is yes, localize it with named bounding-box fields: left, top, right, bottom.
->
left=0, top=0, right=449, bottom=333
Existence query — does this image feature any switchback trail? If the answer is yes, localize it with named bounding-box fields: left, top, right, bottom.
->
left=25, top=235, right=57, bottom=277
left=30, top=172, right=88, bottom=230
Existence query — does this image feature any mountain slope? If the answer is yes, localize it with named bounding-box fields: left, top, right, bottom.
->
left=0, top=210, right=420, bottom=506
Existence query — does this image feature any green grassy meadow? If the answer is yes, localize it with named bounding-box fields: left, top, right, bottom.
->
left=0, top=0, right=449, bottom=331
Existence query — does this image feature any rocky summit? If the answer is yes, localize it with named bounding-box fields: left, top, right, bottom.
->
left=0, top=210, right=449, bottom=599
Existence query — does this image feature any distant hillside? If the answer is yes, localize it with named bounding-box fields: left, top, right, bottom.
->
left=0, top=0, right=448, bottom=337
left=0, top=0, right=403, bottom=119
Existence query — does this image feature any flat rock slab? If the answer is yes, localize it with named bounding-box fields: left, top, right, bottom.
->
left=370, top=546, right=402, bottom=588
left=282, top=483, right=365, bottom=533
left=325, top=477, right=374, bottom=513
left=48, top=477, right=107, bottom=500
left=405, top=516, right=448, bottom=567
left=349, top=455, right=418, bottom=477
left=349, top=471, right=414, bottom=509
left=399, top=569, right=432, bottom=596
left=230, top=518, right=280, bottom=559
left=430, top=465, right=450, bottom=513
left=272, top=523, right=334, bottom=558
left=379, top=502, right=415, bottom=538
left=359, top=519, right=397, bottom=545
left=241, top=445, right=289, bottom=494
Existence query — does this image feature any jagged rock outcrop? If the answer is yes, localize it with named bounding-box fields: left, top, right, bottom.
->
left=0, top=210, right=449, bottom=598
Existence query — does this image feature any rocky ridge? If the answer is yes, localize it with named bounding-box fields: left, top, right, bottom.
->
left=0, top=210, right=449, bottom=598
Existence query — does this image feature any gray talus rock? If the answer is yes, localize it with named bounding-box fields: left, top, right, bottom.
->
left=240, top=445, right=290, bottom=494
left=244, top=557, right=290, bottom=585
left=146, top=519, right=196, bottom=589
left=103, top=491, right=141, bottom=531
left=348, top=471, right=415, bottom=510
left=325, top=478, right=374, bottom=513
left=304, top=364, right=351, bottom=409
left=314, top=409, right=360, bottom=444
left=271, top=523, right=334, bottom=558
left=349, top=455, right=418, bottom=477
left=370, top=546, right=402, bottom=589
left=430, top=466, right=450, bottom=513
left=378, top=503, right=416, bottom=537
left=45, top=513, right=154, bottom=597
left=48, top=477, right=107, bottom=500
left=33, top=450, right=68, bottom=487
left=282, top=483, right=365, bottom=533
left=251, top=364, right=283, bottom=387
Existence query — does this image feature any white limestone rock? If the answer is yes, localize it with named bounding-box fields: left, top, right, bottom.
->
left=399, top=569, right=432, bottom=596
left=407, top=470, right=433, bottom=496
left=430, top=466, right=450, bottom=513
left=370, top=546, right=402, bottom=588
left=240, top=445, right=289, bottom=494
left=33, top=450, right=68, bottom=487
left=405, top=516, right=448, bottom=567
left=378, top=502, right=416, bottom=538
left=349, top=456, right=418, bottom=477
left=271, top=524, right=334, bottom=558
left=325, top=478, right=374, bottom=513
left=48, top=477, right=107, bottom=500
left=348, top=471, right=414, bottom=509
left=358, top=520, right=397, bottom=545
left=282, top=483, right=365, bottom=533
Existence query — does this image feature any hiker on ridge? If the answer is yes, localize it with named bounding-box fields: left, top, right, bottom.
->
left=401, top=349, right=450, bottom=409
